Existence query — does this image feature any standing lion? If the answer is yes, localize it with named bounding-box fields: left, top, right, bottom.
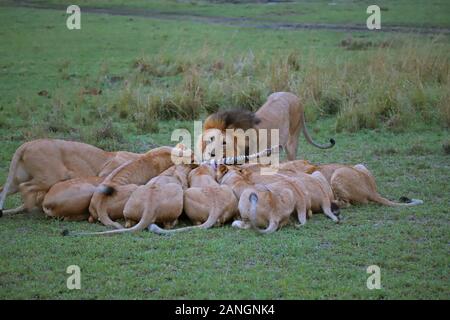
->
left=199, top=92, right=335, bottom=161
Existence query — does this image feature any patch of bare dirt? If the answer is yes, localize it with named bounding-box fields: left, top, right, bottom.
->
left=7, top=0, right=450, bottom=34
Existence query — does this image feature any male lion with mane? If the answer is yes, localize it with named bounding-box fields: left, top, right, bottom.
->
left=199, top=92, right=335, bottom=161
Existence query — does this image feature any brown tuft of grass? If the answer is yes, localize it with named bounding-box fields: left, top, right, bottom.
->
left=340, top=37, right=372, bottom=51
left=231, top=80, right=266, bottom=111
left=442, top=141, right=450, bottom=155
left=437, top=92, right=450, bottom=128
left=407, top=143, right=431, bottom=156
left=334, top=40, right=449, bottom=132
left=95, top=119, right=122, bottom=140
left=287, top=51, right=301, bottom=71
left=164, top=66, right=206, bottom=120
left=340, top=37, right=393, bottom=51
left=80, top=118, right=125, bottom=151
left=74, top=38, right=448, bottom=133
left=267, top=57, right=292, bottom=92
left=318, top=94, right=342, bottom=116
left=19, top=122, right=50, bottom=141
left=372, top=147, right=399, bottom=156
left=132, top=56, right=185, bottom=78
left=44, top=98, right=72, bottom=134
left=57, top=59, right=71, bottom=80
left=134, top=95, right=159, bottom=133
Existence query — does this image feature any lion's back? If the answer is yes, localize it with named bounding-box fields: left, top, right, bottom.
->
left=256, top=92, right=302, bottom=131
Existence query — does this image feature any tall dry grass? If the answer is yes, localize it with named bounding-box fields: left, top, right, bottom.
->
left=34, top=37, right=448, bottom=135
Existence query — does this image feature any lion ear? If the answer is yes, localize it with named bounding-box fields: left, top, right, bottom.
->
left=204, top=115, right=226, bottom=131
left=305, top=167, right=317, bottom=174
left=218, top=164, right=228, bottom=175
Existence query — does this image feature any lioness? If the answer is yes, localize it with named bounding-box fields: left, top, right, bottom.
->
left=68, top=165, right=193, bottom=236
left=221, top=165, right=339, bottom=224
left=275, top=170, right=339, bottom=223
left=89, top=183, right=139, bottom=227
left=279, top=160, right=423, bottom=207
left=0, top=139, right=140, bottom=216
left=89, top=146, right=179, bottom=228
left=331, top=164, right=423, bottom=207
left=149, top=164, right=238, bottom=234
left=42, top=176, right=103, bottom=221
left=123, top=165, right=192, bottom=228
left=200, top=92, right=335, bottom=161
left=235, top=178, right=309, bottom=234
left=218, top=164, right=338, bottom=233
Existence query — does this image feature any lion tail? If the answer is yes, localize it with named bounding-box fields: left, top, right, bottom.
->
left=65, top=216, right=148, bottom=236
left=94, top=160, right=134, bottom=197
left=248, top=192, right=278, bottom=234
left=149, top=206, right=220, bottom=235
left=0, top=142, right=28, bottom=215
left=301, top=113, right=335, bottom=149
left=370, top=194, right=423, bottom=207
left=96, top=184, right=116, bottom=196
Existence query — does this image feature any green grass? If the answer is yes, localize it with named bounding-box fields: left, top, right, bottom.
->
left=1, top=123, right=449, bottom=299
left=0, top=6, right=448, bottom=137
left=0, top=5, right=449, bottom=299
left=13, top=0, right=450, bottom=28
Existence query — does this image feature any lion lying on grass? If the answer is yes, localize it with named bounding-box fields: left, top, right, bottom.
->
left=88, top=146, right=178, bottom=228
left=236, top=180, right=308, bottom=234
left=149, top=163, right=238, bottom=234
left=67, top=164, right=193, bottom=236
left=43, top=176, right=139, bottom=224
left=42, top=176, right=103, bottom=221
left=0, top=139, right=140, bottom=216
left=218, top=165, right=338, bottom=233
left=279, top=160, right=423, bottom=208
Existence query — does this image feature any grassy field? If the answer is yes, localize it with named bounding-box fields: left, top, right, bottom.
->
left=11, top=0, right=450, bottom=28
left=0, top=2, right=449, bottom=299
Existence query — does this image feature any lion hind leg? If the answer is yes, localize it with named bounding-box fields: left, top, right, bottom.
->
left=98, top=213, right=124, bottom=229
left=321, top=202, right=340, bottom=223
left=125, top=219, right=137, bottom=228
left=0, top=144, right=29, bottom=215
left=256, top=218, right=279, bottom=234
left=163, top=219, right=178, bottom=229
left=286, top=127, right=301, bottom=161
left=20, top=186, right=45, bottom=212
left=0, top=181, right=22, bottom=216
left=95, top=199, right=124, bottom=229
left=296, top=201, right=307, bottom=225
left=285, top=142, right=297, bottom=161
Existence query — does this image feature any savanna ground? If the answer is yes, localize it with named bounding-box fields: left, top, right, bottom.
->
left=0, top=0, right=449, bottom=299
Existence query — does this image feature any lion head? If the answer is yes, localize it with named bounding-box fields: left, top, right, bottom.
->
left=198, top=109, right=261, bottom=160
